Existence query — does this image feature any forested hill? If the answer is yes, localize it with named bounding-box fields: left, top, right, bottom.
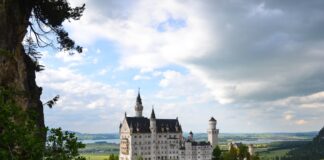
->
left=314, top=127, right=324, bottom=143
left=282, top=127, right=324, bottom=160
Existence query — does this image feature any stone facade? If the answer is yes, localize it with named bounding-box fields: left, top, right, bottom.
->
left=119, top=92, right=219, bottom=160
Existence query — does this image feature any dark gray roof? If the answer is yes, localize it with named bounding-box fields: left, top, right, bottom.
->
left=192, top=141, right=211, bottom=146
left=156, top=119, right=181, bottom=133
left=136, top=92, right=142, bottom=104
left=126, top=117, right=182, bottom=133
left=150, top=109, right=156, bottom=119
left=126, top=117, right=150, bottom=133
left=209, top=117, right=216, bottom=122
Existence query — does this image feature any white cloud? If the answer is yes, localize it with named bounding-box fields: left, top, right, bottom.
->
left=67, top=0, right=212, bottom=72
left=159, top=70, right=182, bottom=87
left=53, top=0, right=324, bottom=132
left=133, top=74, right=151, bottom=80
left=55, top=48, right=88, bottom=63
left=296, top=119, right=307, bottom=125
left=285, top=114, right=293, bottom=120
left=37, top=67, right=137, bottom=132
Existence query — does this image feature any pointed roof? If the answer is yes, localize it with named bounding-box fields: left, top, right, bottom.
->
left=209, top=117, right=216, bottom=122
left=125, top=117, right=182, bottom=133
left=136, top=88, right=142, bottom=104
left=150, top=108, right=156, bottom=119
left=135, top=88, right=143, bottom=112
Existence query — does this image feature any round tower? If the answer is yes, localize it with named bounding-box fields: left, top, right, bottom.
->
left=135, top=90, right=143, bottom=117
left=208, top=117, right=219, bottom=147
left=248, top=144, right=254, bottom=156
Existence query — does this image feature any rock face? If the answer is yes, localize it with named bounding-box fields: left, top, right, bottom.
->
left=0, top=0, right=45, bottom=140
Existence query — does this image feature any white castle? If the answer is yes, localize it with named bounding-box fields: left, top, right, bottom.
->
left=119, top=92, right=219, bottom=160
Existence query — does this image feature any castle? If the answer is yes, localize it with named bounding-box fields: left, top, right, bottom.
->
left=119, top=92, right=219, bottom=160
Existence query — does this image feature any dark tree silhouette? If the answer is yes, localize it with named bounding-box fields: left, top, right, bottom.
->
left=0, top=0, right=85, bottom=150
left=212, top=145, right=222, bottom=160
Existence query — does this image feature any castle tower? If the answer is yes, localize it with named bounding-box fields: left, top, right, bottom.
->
left=189, top=131, right=194, bottom=141
left=134, top=90, right=143, bottom=117
left=208, top=117, right=219, bottom=147
left=150, top=108, right=156, bottom=131
left=248, top=144, right=254, bottom=156
left=150, top=108, right=157, bottom=160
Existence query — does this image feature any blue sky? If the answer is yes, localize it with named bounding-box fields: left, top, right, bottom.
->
left=36, top=0, right=324, bottom=133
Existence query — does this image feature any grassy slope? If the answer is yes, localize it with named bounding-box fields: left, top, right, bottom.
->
left=82, top=154, right=110, bottom=160
left=259, top=149, right=291, bottom=160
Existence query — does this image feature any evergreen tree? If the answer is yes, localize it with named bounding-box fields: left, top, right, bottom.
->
left=0, top=89, right=85, bottom=159
left=212, top=145, right=222, bottom=160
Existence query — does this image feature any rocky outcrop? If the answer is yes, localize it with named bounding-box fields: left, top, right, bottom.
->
left=0, top=0, right=45, bottom=140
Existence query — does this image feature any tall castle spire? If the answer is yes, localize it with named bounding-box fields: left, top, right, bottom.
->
left=150, top=107, right=157, bottom=133
left=135, top=88, right=143, bottom=117
left=150, top=107, right=156, bottom=119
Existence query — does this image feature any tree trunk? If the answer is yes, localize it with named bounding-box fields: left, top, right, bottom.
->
left=0, top=0, right=45, bottom=141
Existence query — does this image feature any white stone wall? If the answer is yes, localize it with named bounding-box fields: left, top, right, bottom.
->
left=119, top=117, right=214, bottom=160
left=119, top=119, right=132, bottom=160
left=123, top=132, right=183, bottom=160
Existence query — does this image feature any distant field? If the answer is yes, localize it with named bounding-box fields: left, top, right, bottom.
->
left=80, top=142, right=119, bottom=154
left=82, top=154, right=110, bottom=160
left=259, top=149, right=291, bottom=160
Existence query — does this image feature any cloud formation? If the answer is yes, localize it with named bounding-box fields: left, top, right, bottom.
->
left=43, top=0, right=324, bottom=132
left=68, top=0, right=324, bottom=103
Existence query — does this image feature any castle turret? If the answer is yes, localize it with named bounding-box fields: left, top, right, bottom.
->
left=150, top=108, right=156, bottom=132
left=189, top=131, right=194, bottom=141
left=208, top=117, right=219, bottom=147
left=248, top=144, right=254, bottom=156
left=150, top=108, right=157, bottom=160
left=134, top=90, right=143, bottom=117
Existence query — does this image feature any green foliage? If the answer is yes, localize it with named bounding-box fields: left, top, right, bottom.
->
left=24, top=37, right=45, bottom=72
left=136, top=155, right=144, bottom=160
left=44, top=95, right=60, bottom=108
left=44, top=128, right=86, bottom=160
left=0, top=89, right=86, bottom=160
left=0, top=88, right=44, bottom=159
left=0, top=48, right=13, bottom=57
left=212, top=145, right=222, bottom=160
left=25, top=0, right=85, bottom=53
left=280, top=127, right=324, bottom=160
left=237, top=144, right=249, bottom=160
left=108, top=154, right=119, bottom=160
left=220, top=143, right=260, bottom=160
